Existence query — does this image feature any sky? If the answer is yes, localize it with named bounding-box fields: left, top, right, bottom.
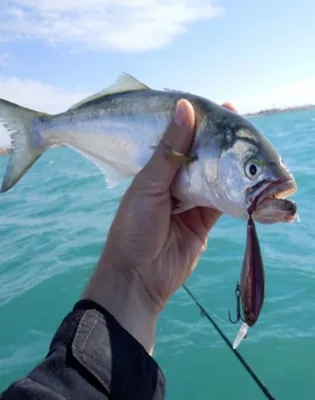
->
left=0, top=0, right=315, bottom=147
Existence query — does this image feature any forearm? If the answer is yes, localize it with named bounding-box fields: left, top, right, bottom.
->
left=1, top=300, right=166, bottom=400
left=82, top=250, right=159, bottom=355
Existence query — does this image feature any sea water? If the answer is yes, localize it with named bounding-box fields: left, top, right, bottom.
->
left=0, top=109, right=315, bottom=399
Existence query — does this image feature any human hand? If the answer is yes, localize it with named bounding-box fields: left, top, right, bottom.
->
left=83, top=99, right=237, bottom=353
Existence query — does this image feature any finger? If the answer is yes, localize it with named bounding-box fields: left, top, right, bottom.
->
left=199, top=207, right=223, bottom=231
left=174, top=206, right=222, bottom=248
left=137, top=99, right=196, bottom=191
left=221, top=102, right=237, bottom=112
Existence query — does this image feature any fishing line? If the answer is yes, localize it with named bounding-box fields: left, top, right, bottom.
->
left=182, top=284, right=276, bottom=400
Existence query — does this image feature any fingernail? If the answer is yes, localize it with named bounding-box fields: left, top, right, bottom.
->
left=174, top=100, right=187, bottom=127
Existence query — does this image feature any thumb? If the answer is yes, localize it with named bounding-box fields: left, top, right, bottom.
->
left=138, top=99, right=196, bottom=191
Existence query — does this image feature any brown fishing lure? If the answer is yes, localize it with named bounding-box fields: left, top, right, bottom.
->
left=229, top=213, right=265, bottom=349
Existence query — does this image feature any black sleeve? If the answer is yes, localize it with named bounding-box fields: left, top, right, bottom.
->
left=0, top=299, right=166, bottom=400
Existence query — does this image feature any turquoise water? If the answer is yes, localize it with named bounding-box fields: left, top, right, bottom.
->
left=0, top=109, right=315, bottom=399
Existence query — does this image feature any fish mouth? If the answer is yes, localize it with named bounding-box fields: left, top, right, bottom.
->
left=246, top=179, right=298, bottom=223
left=255, top=179, right=297, bottom=206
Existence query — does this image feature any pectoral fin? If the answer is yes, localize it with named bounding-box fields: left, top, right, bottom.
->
left=171, top=201, right=194, bottom=214
left=165, top=150, right=198, bottom=164
left=151, top=145, right=198, bottom=165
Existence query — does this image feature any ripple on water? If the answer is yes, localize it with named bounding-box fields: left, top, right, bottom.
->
left=1, top=111, right=315, bottom=398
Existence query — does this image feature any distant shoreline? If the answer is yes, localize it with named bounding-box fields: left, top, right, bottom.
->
left=0, top=104, right=314, bottom=156
left=243, top=104, right=315, bottom=118
left=0, top=148, right=10, bottom=156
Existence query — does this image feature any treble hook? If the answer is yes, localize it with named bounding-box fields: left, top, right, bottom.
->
left=228, top=281, right=245, bottom=324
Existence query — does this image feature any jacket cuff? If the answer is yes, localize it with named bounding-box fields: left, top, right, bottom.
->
left=50, top=299, right=166, bottom=399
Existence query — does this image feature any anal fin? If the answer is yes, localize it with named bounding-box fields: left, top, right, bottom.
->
left=67, top=145, right=127, bottom=188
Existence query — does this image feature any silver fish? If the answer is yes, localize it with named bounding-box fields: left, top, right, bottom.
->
left=0, top=73, right=297, bottom=223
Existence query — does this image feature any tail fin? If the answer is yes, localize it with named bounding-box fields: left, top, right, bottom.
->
left=0, top=99, right=50, bottom=192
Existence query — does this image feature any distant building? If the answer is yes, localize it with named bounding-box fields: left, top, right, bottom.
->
left=0, top=147, right=11, bottom=156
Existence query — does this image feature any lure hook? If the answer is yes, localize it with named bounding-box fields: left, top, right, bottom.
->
left=228, top=281, right=246, bottom=324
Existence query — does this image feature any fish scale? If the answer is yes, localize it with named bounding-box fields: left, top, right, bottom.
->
left=0, top=72, right=297, bottom=225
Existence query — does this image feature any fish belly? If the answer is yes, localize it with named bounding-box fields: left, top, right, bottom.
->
left=42, top=111, right=171, bottom=187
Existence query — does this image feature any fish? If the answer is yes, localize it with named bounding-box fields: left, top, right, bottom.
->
left=0, top=73, right=298, bottom=224
left=232, top=214, right=265, bottom=349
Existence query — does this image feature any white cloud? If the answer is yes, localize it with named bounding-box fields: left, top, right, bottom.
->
left=0, top=75, right=314, bottom=149
left=0, top=53, right=9, bottom=68
left=0, top=76, right=87, bottom=113
left=0, top=0, right=223, bottom=52
left=228, top=79, right=315, bottom=114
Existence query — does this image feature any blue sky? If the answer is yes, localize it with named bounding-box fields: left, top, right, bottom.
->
left=0, top=0, right=314, bottom=146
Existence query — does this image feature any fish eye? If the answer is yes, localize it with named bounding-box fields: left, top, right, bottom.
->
left=245, top=160, right=262, bottom=179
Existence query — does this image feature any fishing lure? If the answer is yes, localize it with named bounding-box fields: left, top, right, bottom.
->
left=229, top=213, right=265, bottom=349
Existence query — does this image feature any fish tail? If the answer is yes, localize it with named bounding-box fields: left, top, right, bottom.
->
left=0, top=99, right=51, bottom=192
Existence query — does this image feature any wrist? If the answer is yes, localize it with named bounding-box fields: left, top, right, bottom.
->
left=82, top=256, right=159, bottom=355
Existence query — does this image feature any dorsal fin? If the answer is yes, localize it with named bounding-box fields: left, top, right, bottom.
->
left=69, top=73, right=151, bottom=110
left=164, top=88, right=189, bottom=94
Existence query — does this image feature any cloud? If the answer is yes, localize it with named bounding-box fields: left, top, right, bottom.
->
left=229, top=79, right=315, bottom=114
left=0, top=75, right=88, bottom=148
left=0, top=53, right=9, bottom=68
left=0, top=0, right=223, bottom=52
left=1, top=74, right=314, bottom=149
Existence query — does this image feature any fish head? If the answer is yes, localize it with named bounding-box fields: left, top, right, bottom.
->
left=202, top=112, right=297, bottom=224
